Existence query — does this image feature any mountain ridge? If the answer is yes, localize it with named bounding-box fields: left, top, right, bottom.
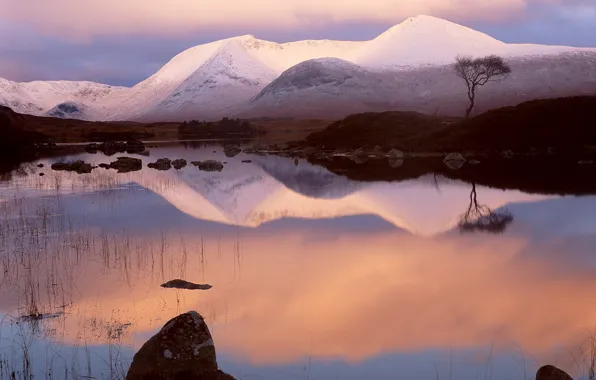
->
left=1, top=15, right=595, bottom=121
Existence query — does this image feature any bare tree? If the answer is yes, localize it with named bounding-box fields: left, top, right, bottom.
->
left=458, top=183, right=514, bottom=234
left=454, top=55, right=512, bottom=118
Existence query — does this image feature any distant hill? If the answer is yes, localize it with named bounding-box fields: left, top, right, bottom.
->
left=303, top=96, right=596, bottom=153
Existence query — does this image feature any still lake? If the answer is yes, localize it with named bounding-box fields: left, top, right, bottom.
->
left=1, top=143, right=596, bottom=379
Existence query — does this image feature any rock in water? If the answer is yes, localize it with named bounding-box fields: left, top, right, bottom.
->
left=109, top=157, right=142, bottom=173
left=223, top=146, right=242, bottom=158
left=172, top=159, right=187, bottom=170
left=191, top=160, right=224, bottom=172
left=443, top=152, right=466, bottom=170
left=126, top=311, right=235, bottom=380
left=535, top=365, right=573, bottom=380
left=148, top=158, right=172, bottom=171
left=161, top=279, right=213, bottom=290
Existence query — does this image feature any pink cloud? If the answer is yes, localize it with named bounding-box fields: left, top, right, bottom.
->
left=0, top=0, right=544, bottom=39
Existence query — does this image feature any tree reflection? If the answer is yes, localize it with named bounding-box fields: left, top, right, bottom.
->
left=458, top=183, right=514, bottom=234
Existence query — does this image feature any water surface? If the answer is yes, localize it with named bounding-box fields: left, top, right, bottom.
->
left=1, top=144, right=595, bottom=379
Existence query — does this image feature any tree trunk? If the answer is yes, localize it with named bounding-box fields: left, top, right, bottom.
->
left=465, top=87, right=476, bottom=118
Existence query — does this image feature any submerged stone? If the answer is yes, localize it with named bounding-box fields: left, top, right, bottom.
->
left=161, top=279, right=213, bottom=290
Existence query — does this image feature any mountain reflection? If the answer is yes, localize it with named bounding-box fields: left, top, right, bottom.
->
left=0, top=146, right=595, bottom=379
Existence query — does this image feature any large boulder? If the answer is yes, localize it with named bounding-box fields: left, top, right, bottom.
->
left=126, top=311, right=235, bottom=380
left=535, top=365, right=573, bottom=380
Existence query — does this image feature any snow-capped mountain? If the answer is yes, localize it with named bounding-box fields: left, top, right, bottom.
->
left=1, top=15, right=595, bottom=121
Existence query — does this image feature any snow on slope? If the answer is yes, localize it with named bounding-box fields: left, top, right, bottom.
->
left=353, top=15, right=586, bottom=69
left=140, top=38, right=280, bottom=121
left=1, top=15, right=595, bottom=121
left=0, top=77, right=128, bottom=119
left=243, top=51, right=596, bottom=118
left=245, top=58, right=399, bottom=118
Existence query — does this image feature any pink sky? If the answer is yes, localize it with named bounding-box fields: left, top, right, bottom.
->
left=0, top=0, right=564, bottom=38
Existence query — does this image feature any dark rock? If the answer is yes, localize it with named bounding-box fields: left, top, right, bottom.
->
left=51, top=160, right=93, bottom=174
left=294, top=157, right=299, bottom=166
left=98, top=163, right=111, bottom=169
left=535, top=365, right=572, bottom=380
left=148, top=158, right=172, bottom=171
left=39, top=173, right=44, bottom=176
left=387, top=149, right=404, bottom=159
left=388, top=158, right=404, bottom=168
left=37, top=163, right=44, bottom=168
left=85, top=143, right=100, bottom=154
left=125, top=139, right=146, bottom=154
left=102, top=141, right=127, bottom=156
left=172, top=159, right=187, bottom=170
left=109, top=157, right=142, bottom=173
left=126, top=311, right=235, bottom=380
left=223, top=146, right=242, bottom=158
left=443, top=152, right=467, bottom=170
left=349, top=148, right=369, bottom=164
left=191, top=160, right=224, bottom=172
left=161, top=279, right=213, bottom=290
left=501, top=150, right=515, bottom=159
left=241, top=160, right=252, bottom=163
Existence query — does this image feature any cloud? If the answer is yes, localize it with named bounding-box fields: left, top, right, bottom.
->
left=0, top=0, right=555, bottom=40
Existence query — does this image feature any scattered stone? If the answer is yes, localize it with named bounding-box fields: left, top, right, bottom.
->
left=102, top=141, right=127, bottom=156
left=161, top=279, right=213, bottom=290
left=370, top=145, right=385, bottom=159
left=388, top=158, right=404, bottom=168
left=443, top=152, right=467, bottom=170
left=349, top=148, right=369, bottom=164
left=125, top=139, right=146, bottom=154
left=223, top=145, right=242, bottom=158
left=501, top=150, right=515, bottom=159
left=85, top=140, right=146, bottom=156
left=191, top=160, right=224, bottom=172
left=109, top=157, right=142, bottom=173
left=148, top=158, right=172, bottom=171
left=241, top=160, right=252, bottom=163
left=126, top=311, right=235, bottom=380
left=85, top=143, right=100, bottom=154
left=387, top=149, right=405, bottom=159
left=535, top=365, right=572, bottom=380
left=51, top=160, right=93, bottom=174
left=172, top=159, right=187, bottom=170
